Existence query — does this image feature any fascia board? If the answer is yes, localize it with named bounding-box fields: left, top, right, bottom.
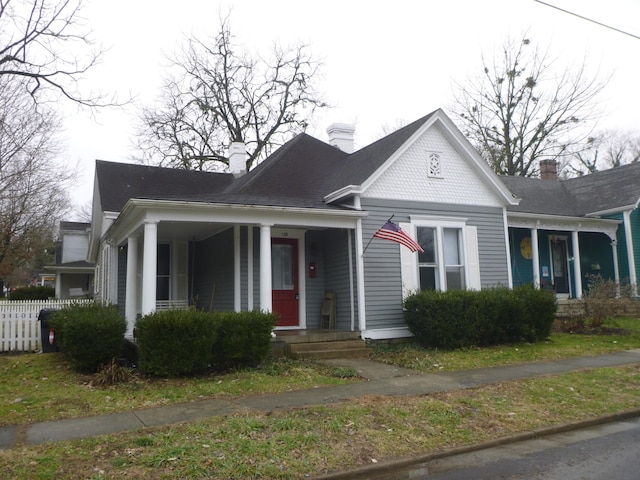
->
left=508, top=211, right=621, bottom=231
left=586, top=202, right=639, bottom=218
left=105, top=199, right=367, bottom=246
left=324, top=185, right=362, bottom=204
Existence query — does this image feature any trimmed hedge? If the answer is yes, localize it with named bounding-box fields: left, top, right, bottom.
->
left=403, top=285, right=556, bottom=349
left=211, top=311, right=277, bottom=370
left=135, top=309, right=276, bottom=376
left=49, top=303, right=127, bottom=373
left=135, top=309, right=217, bottom=377
left=8, top=286, right=55, bottom=300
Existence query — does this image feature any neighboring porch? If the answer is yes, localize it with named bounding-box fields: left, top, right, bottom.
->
left=508, top=213, right=623, bottom=299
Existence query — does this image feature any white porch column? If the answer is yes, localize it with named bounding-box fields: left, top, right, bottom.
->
left=623, top=211, right=637, bottom=296
left=259, top=224, right=272, bottom=312
left=355, top=218, right=367, bottom=333
left=125, top=236, right=138, bottom=337
left=247, top=227, right=254, bottom=311
left=141, top=221, right=158, bottom=316
left=55, top=274, right=62, bottom=299
left=531, top=228, right=540, bottom=288
left=503, top=208, right=514, bottom=288
left=234, top=225, right=241, bottom=312
left=348, top=229, right=355, bottom=331
left=611, top=238, right=621, bottom=296
left=571, top=230, right=583, bottom=298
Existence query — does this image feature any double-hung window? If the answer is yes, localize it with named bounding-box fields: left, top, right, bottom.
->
left=401, top=218, right=480, bottom=296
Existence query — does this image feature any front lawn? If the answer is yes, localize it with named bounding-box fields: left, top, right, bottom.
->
left=370, top=316, right=640, bottom=372
left=0, top=355, right=357, bottom=426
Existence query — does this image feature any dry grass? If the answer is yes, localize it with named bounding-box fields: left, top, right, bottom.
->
left=1, top=365, right=638, bottom=479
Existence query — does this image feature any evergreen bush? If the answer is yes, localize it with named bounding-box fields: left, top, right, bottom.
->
left=404, top=286, right=556, bottom=349
left=49, top=303, right=126, bottom=373
left=135, top=309, right=216, bottom=376
left=8, top=286, right=55, bottom=300
left=210, top=310, right=277, bottom=370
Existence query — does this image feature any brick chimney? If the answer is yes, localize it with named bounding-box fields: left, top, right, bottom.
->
left=326, top=123, right=356, bottom=154
left=229, top=142, right=247, bottom=177
left=540, top=159, right=557, bottom=180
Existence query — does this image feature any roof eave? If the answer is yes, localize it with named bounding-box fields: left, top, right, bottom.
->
left=585, top=203, right=638, bottom=217
left=324, top=185, right=363, bottom=204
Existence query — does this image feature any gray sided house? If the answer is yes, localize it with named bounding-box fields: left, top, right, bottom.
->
left=502, top=161, right=640, bottom=299
left=88, top=109, right=517, bottom=340
left=45, top=221, right=95, bottom=299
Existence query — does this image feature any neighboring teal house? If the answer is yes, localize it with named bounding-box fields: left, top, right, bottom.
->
left=502, top=160, right=640, bottom=298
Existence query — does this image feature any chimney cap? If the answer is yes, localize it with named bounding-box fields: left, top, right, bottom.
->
left=326, top=123, right=356, bottom=153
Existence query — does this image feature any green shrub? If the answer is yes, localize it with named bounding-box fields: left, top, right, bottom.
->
left=8, top=286, right=55, bottom=300
left=135, top=309, right=276, bottom=376
left=135, top=309, right=217, bottom=376
left=404, top=286, right=556, bottom=349
left=49, top=303, right=126, bottom=373
left=516, top=284, right=557, bottom=340
left=210, top=311, right=277, bottom=370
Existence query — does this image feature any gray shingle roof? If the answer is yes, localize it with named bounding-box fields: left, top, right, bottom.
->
left=94, top=113, right=435, bottom=213
left=502, top=161, right=640, bottom=217
left=60, top=221, right=90, bottom=231
left=565, top=161, right=640, bottom=213
left=95, top=109, right=637, bottom=218
left=95, top=161, right=234, bottom=212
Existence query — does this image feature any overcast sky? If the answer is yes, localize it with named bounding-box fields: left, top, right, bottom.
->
left=63, top=0, right=640, bottom=213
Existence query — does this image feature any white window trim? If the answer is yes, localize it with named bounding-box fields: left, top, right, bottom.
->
left=400, top=216, right=480, bottom=297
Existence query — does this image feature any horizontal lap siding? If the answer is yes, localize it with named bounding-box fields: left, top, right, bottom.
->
left=305, top=230, right=326, bottom=328
left=193, top=228, right=234, bottom=312
left=324, top=229, right=358, bottom=331
left=361, top=199, right=508, bottom=331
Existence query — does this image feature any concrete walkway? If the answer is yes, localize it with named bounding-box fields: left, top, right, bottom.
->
left=2, top=349, right=640, bottom=450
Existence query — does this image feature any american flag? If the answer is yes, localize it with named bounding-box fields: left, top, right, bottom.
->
left=373, top=220, right=424, bottom=253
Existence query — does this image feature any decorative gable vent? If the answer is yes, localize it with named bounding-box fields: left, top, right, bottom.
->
left=427, top=152, right=443, bottom=178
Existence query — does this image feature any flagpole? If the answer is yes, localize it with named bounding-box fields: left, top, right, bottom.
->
left=362, top=215, right=394, bottom=256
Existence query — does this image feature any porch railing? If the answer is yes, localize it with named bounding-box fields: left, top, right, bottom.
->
left=155, top=300, right=190, bottom=311
left=0, top=299, right=93, bottom=352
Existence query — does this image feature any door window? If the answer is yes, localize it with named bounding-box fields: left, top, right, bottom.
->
left=272, top=244, right=294, bottom=290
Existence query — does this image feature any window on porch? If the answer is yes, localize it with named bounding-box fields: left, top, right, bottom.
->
left=156, top=243, right=170, bottom=301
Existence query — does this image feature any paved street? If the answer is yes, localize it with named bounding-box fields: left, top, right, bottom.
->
left=404, top=416, right=640, bottom=480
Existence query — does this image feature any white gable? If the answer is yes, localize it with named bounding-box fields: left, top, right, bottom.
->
left=362, top=124, right=504, bottom=207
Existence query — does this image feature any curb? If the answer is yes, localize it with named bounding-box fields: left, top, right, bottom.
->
left=313, top=408, right=640, bottom=479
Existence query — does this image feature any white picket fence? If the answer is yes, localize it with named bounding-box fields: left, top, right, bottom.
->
left=0, top=299, right=93, bottom=352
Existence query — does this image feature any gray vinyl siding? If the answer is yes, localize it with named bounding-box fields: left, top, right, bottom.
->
left=361, top=198, right=509, bottom=331
left=192, top=228, right=235, bottom=312
left=305, top=230, right=326, bottom=328
left=323, top=229, right=358, bottom=330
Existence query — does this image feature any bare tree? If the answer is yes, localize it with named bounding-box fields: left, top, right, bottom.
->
left=452, top=36, right=608, bottom=177
left=0, top=76, right=73, bottom=289
left=135, top=15, right=328, bottom=171
left=0, top=0, right=115, bottom=107
left=565, top=129, right=640, bottom=176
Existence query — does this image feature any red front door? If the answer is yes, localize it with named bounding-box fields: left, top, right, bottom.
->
left=271, top=238, right=299, bottom=327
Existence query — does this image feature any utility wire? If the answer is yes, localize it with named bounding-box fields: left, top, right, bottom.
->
left=534, top=0, right=640, bottom=40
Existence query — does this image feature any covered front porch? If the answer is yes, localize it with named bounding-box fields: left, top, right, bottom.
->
left=508, top=213, right=622, bottom=298
left=96, top=199, right=367, bottom=338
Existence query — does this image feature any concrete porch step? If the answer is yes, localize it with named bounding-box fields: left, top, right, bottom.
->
left=287, top=339, right=371, bottom=360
